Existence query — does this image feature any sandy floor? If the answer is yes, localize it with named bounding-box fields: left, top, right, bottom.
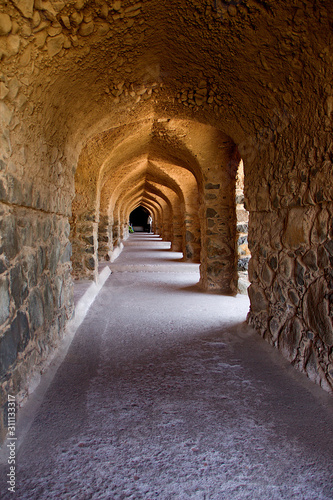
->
left=1, top=234, right=333, bottom=499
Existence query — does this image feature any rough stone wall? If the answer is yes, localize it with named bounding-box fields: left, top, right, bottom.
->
left=245, top=108, right=333, bottom=392
left=98, top=214, right=110, bottom=262
left=0, top=202, right=73, bottom=441
left=70, top=213, right=98, bottom=279
left=0, top=0, right=332, bottom=447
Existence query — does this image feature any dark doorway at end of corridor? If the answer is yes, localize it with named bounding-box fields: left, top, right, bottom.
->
left=130, top=206, right=150, bottom=232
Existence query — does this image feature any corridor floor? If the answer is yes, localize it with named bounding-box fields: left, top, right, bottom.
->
left=1, top=234, right=333, bottom=499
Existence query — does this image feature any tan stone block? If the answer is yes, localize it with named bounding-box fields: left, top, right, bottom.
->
left=47, top=34, right=64, bottom=57
left=34, top=30, right=47, bottom=48
left=0, top=82, right=9, bottom=100
left=11, top=0, right=34, bottom=18
left=6, top=35, right=20, bottom=57
left=79, top=22, right=94, bottom=37
left=0, top=14, right=12, bottom=36
left=282, top=207, right=313, bottom=250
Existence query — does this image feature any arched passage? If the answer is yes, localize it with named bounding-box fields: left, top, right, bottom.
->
left=0, top=0, right=332, bottom=445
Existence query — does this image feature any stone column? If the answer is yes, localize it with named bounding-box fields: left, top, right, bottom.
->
left=70, top=211, right=98, bottom=280
left=200, top=160, right=238, bottom=294
left=184, top=214, right=201, bottom=262
left=98, top=214, right=109, bottom=261
left=171, top=213, right=184, bottom=253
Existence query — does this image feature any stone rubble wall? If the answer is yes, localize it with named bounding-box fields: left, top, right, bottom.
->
left=245, top=109, right=333, bottom=392
left=0, top=201, right=74, bottom=441
left=70, top=212, right=98, bottom=280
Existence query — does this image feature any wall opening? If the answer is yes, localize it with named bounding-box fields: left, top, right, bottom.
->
left=130, top=206, right=150, bottom=232
left=236, top=160, right=250, bottom=294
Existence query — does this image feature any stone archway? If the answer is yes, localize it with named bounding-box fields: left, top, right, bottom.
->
left=0, top=0, right=333, bottom=443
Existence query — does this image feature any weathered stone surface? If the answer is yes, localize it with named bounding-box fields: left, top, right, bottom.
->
left=317, top=245, right=329, bottom=269
left=1, top=0, right=333, bottom=445
left=295, top=260, right=305, bottom=287
left=0, top=14, right=12, bottom=36
left=28, top=289, right=44, bottom=333
left=248, top=284, right=268, bottom=313
left=71, top=10, right=83, bottom=26
left=10, top=0, right=34, bottom=18
left=6, top=35, right=20, bottom=56
left=60, top=15, right=71, bottom=29
left=0, top=102, right=13, bottom=130
left=0, top=328, right=18, bottom=378
left=79, top=21, right=94, bottom=36
left=43, top=277, right=54, bottom=324
left=11, top=311, right=30, bottom=352
left=261, top=263, right=274, bottom=287
left=48, top=238, right=61, bottom=274
left=302, top=250, right=318, bottom=272
left=304, top=277, right=333, bottom=346
left=0, top=277, right=10, bottom=326
left=0, top=83, right=9, bottom=100
left=282, top=208, right=313, bottom=250
left=47, top=34, right=64, bottom=57
left=278, top=317, right=303, bottom=362
left=0, top=215, right=19, bottom=260
left=10, top=263, right=28, bottom=308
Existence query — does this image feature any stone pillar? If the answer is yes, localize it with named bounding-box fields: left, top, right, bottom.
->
left=184, top=215, right=201, bottom=262
left=70, top=212, right=98, bottom=280
left=200, top=158, right=238, bottom=294
left=112, top=220, right=120, bottom=249
left=98, top=214, right=109, bottom=261
left=171, top=214, right=184, bottom=253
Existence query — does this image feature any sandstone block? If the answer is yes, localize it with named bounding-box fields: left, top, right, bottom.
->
left=11, top=0, right=34, bottom=18
left=34, top=0, right=57, bottom=20
left=0, top=14, right=12, bottom=36
left=283, top=207, right=312, bottom=249
left=6, top=35, right=20, bottom=56
left=74, top=0, right=85, bottom=9
left=32, top=10, right=41, bottom=28
left=113, top=0, right=121, bottom=11
left=34, top=31, right=47, bottom=49
left=71, top=11, right=83, bottom=26
left=61, top=15, right=71, bottom=29
left=0, top=83, right=9, bottom=100
left=0, top=102, right=12, bottom=130
left=47, top=34, right=64, bottom=57
left=19, top=45, right=31, bottom=66
left=47, top=25, right=62, bottom=37
left=79, top=21, right=94, bottom=36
